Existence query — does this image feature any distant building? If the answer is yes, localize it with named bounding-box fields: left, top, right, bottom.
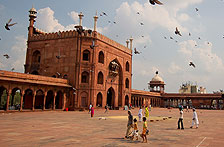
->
left=179, top=82, right=206, bottom=94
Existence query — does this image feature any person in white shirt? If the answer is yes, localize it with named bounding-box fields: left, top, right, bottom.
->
left=138, top=106, right=143, bottom=122
left=89, top=103, right=92, bottom=114
left=190, top=108, right=199, bottom=129
left=177, top=106, right=184, bottom=129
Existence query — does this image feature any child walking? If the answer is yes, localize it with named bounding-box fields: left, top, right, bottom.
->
left=131, top=118, right=139, bottom=140
left=190, top=108, right=199, bottom=128
left=140, top=117, right=148, bottom=143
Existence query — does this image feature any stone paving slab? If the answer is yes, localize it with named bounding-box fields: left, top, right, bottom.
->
left=0, top=108, right=224, bottom=147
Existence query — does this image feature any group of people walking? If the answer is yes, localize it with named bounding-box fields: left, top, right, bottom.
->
left=125, top=106, right=150, bottom=143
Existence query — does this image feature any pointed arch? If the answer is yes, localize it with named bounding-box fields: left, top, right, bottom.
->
left=96, top=92, right=103, bottom=107
left=125, top=78, right=129, bottom=88
left=98, top=51, right=104, bottom=64
left=83, top=49, right=90, bottom=61
left=97, top=71, right=104, bottom=84
left=126, top=61, right=129, bottom=72
left=81, top=71, right=89, bottom=83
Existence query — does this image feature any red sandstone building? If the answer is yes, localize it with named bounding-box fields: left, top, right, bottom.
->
left=0, top=7, right=223, bottom=112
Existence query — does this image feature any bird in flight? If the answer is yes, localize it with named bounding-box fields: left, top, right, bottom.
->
left=134, top=48, right=141, bottom=54
left=189, top=33, right=191, bottom=36
left=195, top=8, right=199, bottom=12
left=11, top=68, right=15, bottom=72
left=170, top=37, right=173, bottom=40
left=136, top=12, right=140, bottom=15
left=189, top=62, right=196, bottom=68
left=5, top=18, right=17, bottom=30
left=149, top=0, right=163, bottom=5
left=140, top=22, right=144, bottom=25
left=3, top=54, right=10, bottom=59
left=90, top=39, right=98, bottom=49
left=175, top=27, right=182, bottom=36
left=102, top=12, right=107, bottom=16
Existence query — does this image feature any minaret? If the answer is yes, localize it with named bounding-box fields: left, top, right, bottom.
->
left=126, top=39, right=129, bottom=48
left=129, top=37, right=133, bottom=50
left=93, top=11, right=98, bottom=32
left=28, top=6, right=37, bottom=37
left=78, top=12, right=84, bottom=26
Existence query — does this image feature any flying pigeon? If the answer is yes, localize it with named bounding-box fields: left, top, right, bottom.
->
left=189, top=62, right=196, bottom=68
left=134, top=48, right=141, bottom=54
left=113, top=21, right=116, bottom=24
left=189, top=33, right=191, bottom=36
left=170, top=37, right=173, bottom=40
left=149, top=0, right=163, bottom=5
left=102, top=12, right=107, bottom=16
left=175, top=27, right=182, bottom=36
left=5, top=18, right=17, bottom=30
left=137, top=12, right=140, bottom=15
left=195, top=8, right=199, bottom=12
left=140, top=22, right=144, bottom=25
left=11, top=68, right=15, bottom=71
left=90, top=39, right=98, bottom=49
left=164, top=36, right=167, bottom=39
left=3, top=54, right=10, bottom=59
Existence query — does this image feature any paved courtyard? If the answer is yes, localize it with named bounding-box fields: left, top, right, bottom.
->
left=0, top=108, right=224, bottom=147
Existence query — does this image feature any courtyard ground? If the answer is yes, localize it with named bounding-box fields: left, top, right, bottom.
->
left=0, top=108, right=224, bottom=147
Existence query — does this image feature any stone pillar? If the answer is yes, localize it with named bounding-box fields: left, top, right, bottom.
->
left=78, top=12, right=84, bottom=26
left=43, top=92, right=47, bottom=110
left=53, top=92, right=56, bottom=110
left=63, top=93, right=66, bottom=110
left=20, top=90, right=25, bottom=111
left=6, top=89, right=12, bottom=111
left=93, top=11, right=98, bottom=32
left=32, top=91, right=36, bottom=111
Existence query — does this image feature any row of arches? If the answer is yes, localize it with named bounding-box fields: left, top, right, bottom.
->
left=0, top=86, right=65, bottom=111
left=81, top=71, right=130, bottom=88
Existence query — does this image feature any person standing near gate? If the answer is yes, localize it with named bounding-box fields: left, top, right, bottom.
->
left=177, top=106, right=184, bottom=130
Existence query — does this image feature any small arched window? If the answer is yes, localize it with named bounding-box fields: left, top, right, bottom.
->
left=126, top=61, right=129, bottom=72
left=98, top=51, right=104, bottom=64
left=32, top=50, right=41, bottom=63
left=125, top=78, right=129, bottom=88
left=97, top=72, right=104, bottom=84
left=83, top=50, right=90, bottom=61
left=81, top=71, right=89, bottom=83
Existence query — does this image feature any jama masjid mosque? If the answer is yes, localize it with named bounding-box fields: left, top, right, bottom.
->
left=0, top=7, right=223, bottom=112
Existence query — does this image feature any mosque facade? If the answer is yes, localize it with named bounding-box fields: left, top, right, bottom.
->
left=0, top=7, right=223, bottom=112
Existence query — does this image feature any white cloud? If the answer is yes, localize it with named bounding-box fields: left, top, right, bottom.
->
left=178, top=40, right=224, bottom=73
left=68, top=11, right=79, bottom=23
left=36, top=7, right=65, bottom=32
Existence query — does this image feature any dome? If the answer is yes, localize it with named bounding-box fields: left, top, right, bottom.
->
left=29, top=7, right=36, bottom=12
left=151, top=74, right=164, bottom=82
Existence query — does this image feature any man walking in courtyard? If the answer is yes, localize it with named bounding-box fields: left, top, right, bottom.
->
left=125, top=110, right=133, bottom=139
left=190, top=108, right=199, bottom=129
left=177, top=106, right=184, bottom=130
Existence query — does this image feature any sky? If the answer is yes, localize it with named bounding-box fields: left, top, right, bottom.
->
left=0, top=0, right=224, bottom=93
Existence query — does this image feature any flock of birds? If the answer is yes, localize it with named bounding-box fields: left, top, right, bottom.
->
left=1, top=0, right=224, bottom=72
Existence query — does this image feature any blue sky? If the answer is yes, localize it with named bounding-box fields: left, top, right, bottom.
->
left=0, top=0, right=224, bottom=93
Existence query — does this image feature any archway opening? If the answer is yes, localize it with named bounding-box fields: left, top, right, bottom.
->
left=125, top=95, right=129, bottom=106
left=35, top=90, right=44, bottom=109
left=10, top=88, right=21, bottom=110
left=55, top=91, right=63, bottom=109
left=0, top=86, right=7, bottom=110
left=23, top=89, right=33, bottom=110
left=107, top=87, right=115, bottom=109
left=46, top=90, right=54, bottom=109
left=96, top=92, right=102, bottom=107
